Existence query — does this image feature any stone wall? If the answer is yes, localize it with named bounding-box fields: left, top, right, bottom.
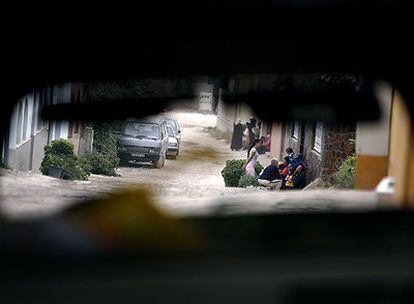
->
left=320, top=123, right=355, bottom=176
left=281, top=122, right=355, bottom=184
left=302, top=122, right=323, bottom=184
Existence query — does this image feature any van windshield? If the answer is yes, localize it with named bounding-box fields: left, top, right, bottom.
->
left=167, top=126, right=175, bottom=137
left=123, top=122, right=160, bottom=139
left=167, top=119, right=178, bottom=132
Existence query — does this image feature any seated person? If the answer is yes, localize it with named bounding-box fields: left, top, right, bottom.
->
left=278, top=147, right=295, bottom=178
left=282, top=154, right=306, bottom=189
left=278, top=156, right=291, bottom=178
left=258, top=158, right=282, bottom=189
left=285, top=147, right=295, bottom=162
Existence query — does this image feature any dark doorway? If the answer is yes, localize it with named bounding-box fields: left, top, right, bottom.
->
left=299, top=122, right=305, bottom=156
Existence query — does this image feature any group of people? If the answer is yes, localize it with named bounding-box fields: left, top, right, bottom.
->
left=230, top=117, right=271, bottom=153
left=242, top=142, right=306, bottom=190
left=230, top=116, right=305, bottom=189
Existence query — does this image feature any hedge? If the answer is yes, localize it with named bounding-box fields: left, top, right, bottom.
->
left=221, top=159, right=263, bottom=187
left=40, top=139, right=90, bottom=180
left=332, top=155, right=356, bottom=189
left=238, top=174, right=260, bottom=188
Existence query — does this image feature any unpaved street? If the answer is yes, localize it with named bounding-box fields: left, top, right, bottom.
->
left=0, top=112, right=378, bottom=219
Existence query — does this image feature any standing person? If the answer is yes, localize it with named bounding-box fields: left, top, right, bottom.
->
left=230, top=118, right=244, bottom=151
left=242, top=127, right=250, bottom=149
left=242, top=139, right=263, bottom=177
left=264, top=134, right=271, bottom=152
left=257, top=136, right=267, bottom=154
left=246, top=117, right=257, bottom=146
left=252, top=126, right=260, bottom=140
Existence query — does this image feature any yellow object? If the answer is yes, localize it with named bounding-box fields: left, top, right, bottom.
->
left=355, top=155, right=389, bottom=190
left=388, top=90, right=414, bottom=206
left=285, top=175, right=294, bottom=188
left=66, top=188, right=202, bottom=252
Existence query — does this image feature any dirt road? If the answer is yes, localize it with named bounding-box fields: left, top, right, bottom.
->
left=0, top=112, right=377, bottom=219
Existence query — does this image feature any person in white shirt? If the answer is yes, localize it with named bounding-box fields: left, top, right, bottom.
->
left=242, top=139, right=263, bottom=176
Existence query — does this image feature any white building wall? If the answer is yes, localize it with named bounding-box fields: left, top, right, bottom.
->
left=60, top=121, right=69, bottom=139
left=5, top=84, right=74, bottom=171
left=8, top=101, right=19, bottom=150
left=25, top=94, right=34, bottom=143
left=356, top=82, right=393, bottom=157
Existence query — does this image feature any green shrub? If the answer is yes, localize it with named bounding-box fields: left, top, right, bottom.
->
left=92, top=121, right=122, bottom=155
left=221, top=159, right=263, bottom=187
left=84, top=121, right=122, bottom=176
left=40, top=154, right=65, bottom=175
left=80, top=152, right=119, bottom=176
left=61, top=158, right=90, bottom=181
left=43, top=139, right=74, bottom=158
left=332, top=155, right=356, bottom=189
left=238, top=174, right=260, bottom=188
left=40, top=139, right=90, bottom=181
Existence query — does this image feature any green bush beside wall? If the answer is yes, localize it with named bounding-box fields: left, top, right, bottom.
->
left=221, top=159, right=263, bottom=187
left=40, top=139, right=90, bottom=180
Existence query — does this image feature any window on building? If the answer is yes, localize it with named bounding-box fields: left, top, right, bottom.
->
left=68, top=92, right=75, bottom=138
left=54, top=121, right=61, bottom=139
left=292, top=121, right=300, bottom=139
left=16, top=101, right=23, bottom=145
left=22, top=98, right=29, bottom=141
left=313, top=122, right=323, bottom=153
left=43, top=87, right=51, bottom=127
left=37, top=90, right=44, bottom=130
left=31, top=93, right=37, bottom=136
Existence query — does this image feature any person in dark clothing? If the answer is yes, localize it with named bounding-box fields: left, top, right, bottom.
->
left=282, top=154, right=306, bottom=190
left=278, top=147, right=295, bottom=178
left=257, top=136, right=267, bottom=154
left=258, top=158, right=282, bottom=189
left=230, top=117, right=244, bottom=151
left=285, top=147, right=295, bottom=162
left=246, top=117, right=257, bottom=146
left=291, top=154, right=306, bottom=188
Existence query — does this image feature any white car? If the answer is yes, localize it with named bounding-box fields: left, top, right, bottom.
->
left=166, top=125, right=179, bottom=159
left=166, top=118, right=181, bottom=144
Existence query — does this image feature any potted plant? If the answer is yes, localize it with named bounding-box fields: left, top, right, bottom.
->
left=48, top=165, right=64, bottom=179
